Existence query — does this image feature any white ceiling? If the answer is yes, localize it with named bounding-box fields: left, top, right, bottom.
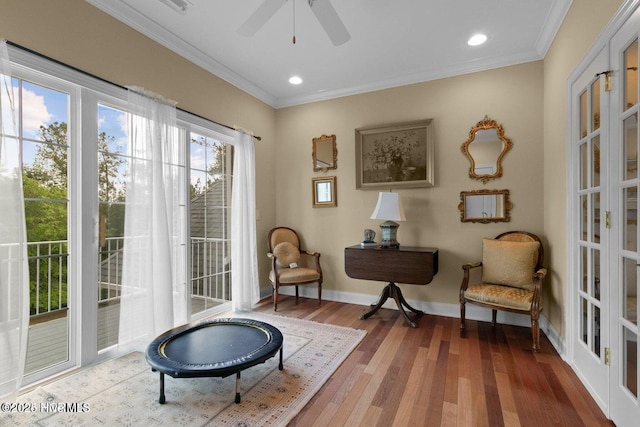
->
left=86, top=0, right=572, bottom=108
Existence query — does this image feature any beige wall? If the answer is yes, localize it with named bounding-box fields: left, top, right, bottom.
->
left=275, top=63, right=545, bottom=307
left=0, top=0, right=277, bottom=282
left=543, top=0, right=624, bottom=336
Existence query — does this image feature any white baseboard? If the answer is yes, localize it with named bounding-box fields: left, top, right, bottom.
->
left=261, top=284, right=566, bottom=357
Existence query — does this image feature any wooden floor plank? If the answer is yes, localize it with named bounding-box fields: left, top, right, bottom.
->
left=393, top=347, right=429, bottom=427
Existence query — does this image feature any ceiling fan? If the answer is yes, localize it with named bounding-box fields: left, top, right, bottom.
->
left=238, top=0, right=351, bottom=46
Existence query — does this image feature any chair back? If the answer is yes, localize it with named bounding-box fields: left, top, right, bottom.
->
left=495, top=231, right=544, bottom=271
left=269, top=227, right=301, bottom=252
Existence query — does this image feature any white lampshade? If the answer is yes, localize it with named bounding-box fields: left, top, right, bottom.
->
left=370, top=192, right=406, bottom=221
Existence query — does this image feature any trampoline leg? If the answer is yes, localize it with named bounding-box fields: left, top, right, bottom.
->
left=279, top=347, right=284, bottom=370
left=235, top=372, right=241, bottom=404
left=159, top=372, right=166, bottom=404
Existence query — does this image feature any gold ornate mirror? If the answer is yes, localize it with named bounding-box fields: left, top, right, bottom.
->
left=313, top=134, right=337, bottom=172
left=458, top=189, right=512, bottom=223
left=461, top=117, right=512, bottom=183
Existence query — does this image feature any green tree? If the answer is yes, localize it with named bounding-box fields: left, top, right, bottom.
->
left=25, top=121, right=68, bottom=187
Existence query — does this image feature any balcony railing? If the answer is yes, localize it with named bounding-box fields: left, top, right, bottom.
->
left=27, top=236, right=231, bottom=320
left=28, top=240, right=68, bottom=318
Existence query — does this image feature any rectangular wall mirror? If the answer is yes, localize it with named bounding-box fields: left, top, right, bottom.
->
left=458, top=189, right=511, bottom=223
left=312, top=176, right=337, bottom=207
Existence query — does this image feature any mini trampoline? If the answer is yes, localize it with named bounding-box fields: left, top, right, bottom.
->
left=145, top=317, right=284, bottom=404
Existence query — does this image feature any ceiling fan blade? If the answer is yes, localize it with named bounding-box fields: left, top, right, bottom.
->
left=238, top=0, right=287, bottom=37
left=309, top=0, right=351, bottom=46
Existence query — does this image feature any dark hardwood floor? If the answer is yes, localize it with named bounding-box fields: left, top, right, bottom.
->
left=253, top=296, right=614, bottom=427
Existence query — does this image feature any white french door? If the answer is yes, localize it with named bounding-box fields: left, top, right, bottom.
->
left=570, top=4, right=640, bottom=426
left=570, top=45, right=610, bottom=410
left=609, top=8, right=640, bottom=425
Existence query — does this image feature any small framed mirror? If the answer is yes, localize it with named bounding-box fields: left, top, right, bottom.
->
left=461, top=117, right=512, bottom=183
left=313, top=134, right=337, bottom=172
left=312, top=176, right=337, bottom=207
left=458, top=189, right=512, bottom=223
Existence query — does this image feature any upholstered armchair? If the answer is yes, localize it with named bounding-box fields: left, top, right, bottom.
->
left=267, top=227, right=322, bottom=311
left=459, top=231, right=547, bottom=351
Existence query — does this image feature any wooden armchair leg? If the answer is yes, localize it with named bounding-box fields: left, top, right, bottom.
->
left=273, top=287, right=279, bottom=311
left=532, top=318, right=540, bottom=352
left=491, top=310, right=497, bottom=327
left=318, top=283, right=322, bottom=305
left=295, top=286, right=299, bottom=302
left=460, top=302, right=466, bottom=331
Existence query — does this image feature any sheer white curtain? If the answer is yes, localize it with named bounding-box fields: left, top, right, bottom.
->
left=231, top=131, right=260, bottom=312
left=0, top=40, right=29, bottom=400
left=118, top=87, right=187, bottom=347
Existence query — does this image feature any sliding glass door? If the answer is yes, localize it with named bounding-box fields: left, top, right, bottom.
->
left=8, top=46, right=235, bottom=387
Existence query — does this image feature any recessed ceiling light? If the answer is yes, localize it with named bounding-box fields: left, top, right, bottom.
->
left=289, top=75, right=303, bottom=85
left=467, top=33, right=488, bottom=46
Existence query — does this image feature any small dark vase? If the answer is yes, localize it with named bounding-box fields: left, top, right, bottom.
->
left=387, top=156, right=404, bottom=181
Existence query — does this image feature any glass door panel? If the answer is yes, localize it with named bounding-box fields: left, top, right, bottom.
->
left=580, top=142, right=588, bottom=189
left=624, top=186, right=638, bottom=251
left=624, top=113, right=638, bottom=179
left=623, top=327, right=638, bottom=397
left=97, top=104, right=128, bottom=351
left=190, top=132, right=232, bottom=316
left=592, top=192, right=601, bottom=243
left=18, top=80, right=72, bottom=375
left=625, top=40, right=638, bottom=111
left=624, top=257, right=637, bottom=325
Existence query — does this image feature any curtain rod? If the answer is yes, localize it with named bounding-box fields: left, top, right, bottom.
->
left=6, top=40, right=262, bottom=141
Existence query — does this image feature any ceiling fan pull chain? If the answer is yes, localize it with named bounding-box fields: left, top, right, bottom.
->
left=292, top=0, right=296, bottom=44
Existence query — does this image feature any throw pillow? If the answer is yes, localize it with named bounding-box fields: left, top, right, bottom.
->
left=273, top=241, right=301, bottom=268
left=481, top=238, right=540, bottom=290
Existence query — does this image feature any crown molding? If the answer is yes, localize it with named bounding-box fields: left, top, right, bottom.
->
left=534, top=0, right=573, bottom=57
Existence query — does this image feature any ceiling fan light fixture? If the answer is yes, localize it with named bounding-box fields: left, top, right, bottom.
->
left=468, top=33, right=488, bottom=46
left=289, top=75, right=303, bottom=85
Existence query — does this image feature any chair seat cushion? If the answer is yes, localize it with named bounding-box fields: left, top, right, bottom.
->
left=269, top=267, right=320, bottom=285
left=464, top=283, right=534, bottom=311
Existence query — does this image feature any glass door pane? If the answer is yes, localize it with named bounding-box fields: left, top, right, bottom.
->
left=190, top=133, right=232, bottom=316
left=97, top=104, right=128, bottom=351
left=19, top=80, right=71, bottom=374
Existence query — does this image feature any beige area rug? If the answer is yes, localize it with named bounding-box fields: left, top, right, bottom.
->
left=4, top=312, right=366, bottom=426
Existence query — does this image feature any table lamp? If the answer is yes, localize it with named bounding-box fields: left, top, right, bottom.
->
left=370, top=192, right=406, bottom=248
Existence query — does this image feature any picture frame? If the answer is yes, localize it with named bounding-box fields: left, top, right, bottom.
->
left=355, top=119, right=434, bottom=189
left=312, top=176, right=337, bottom=207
